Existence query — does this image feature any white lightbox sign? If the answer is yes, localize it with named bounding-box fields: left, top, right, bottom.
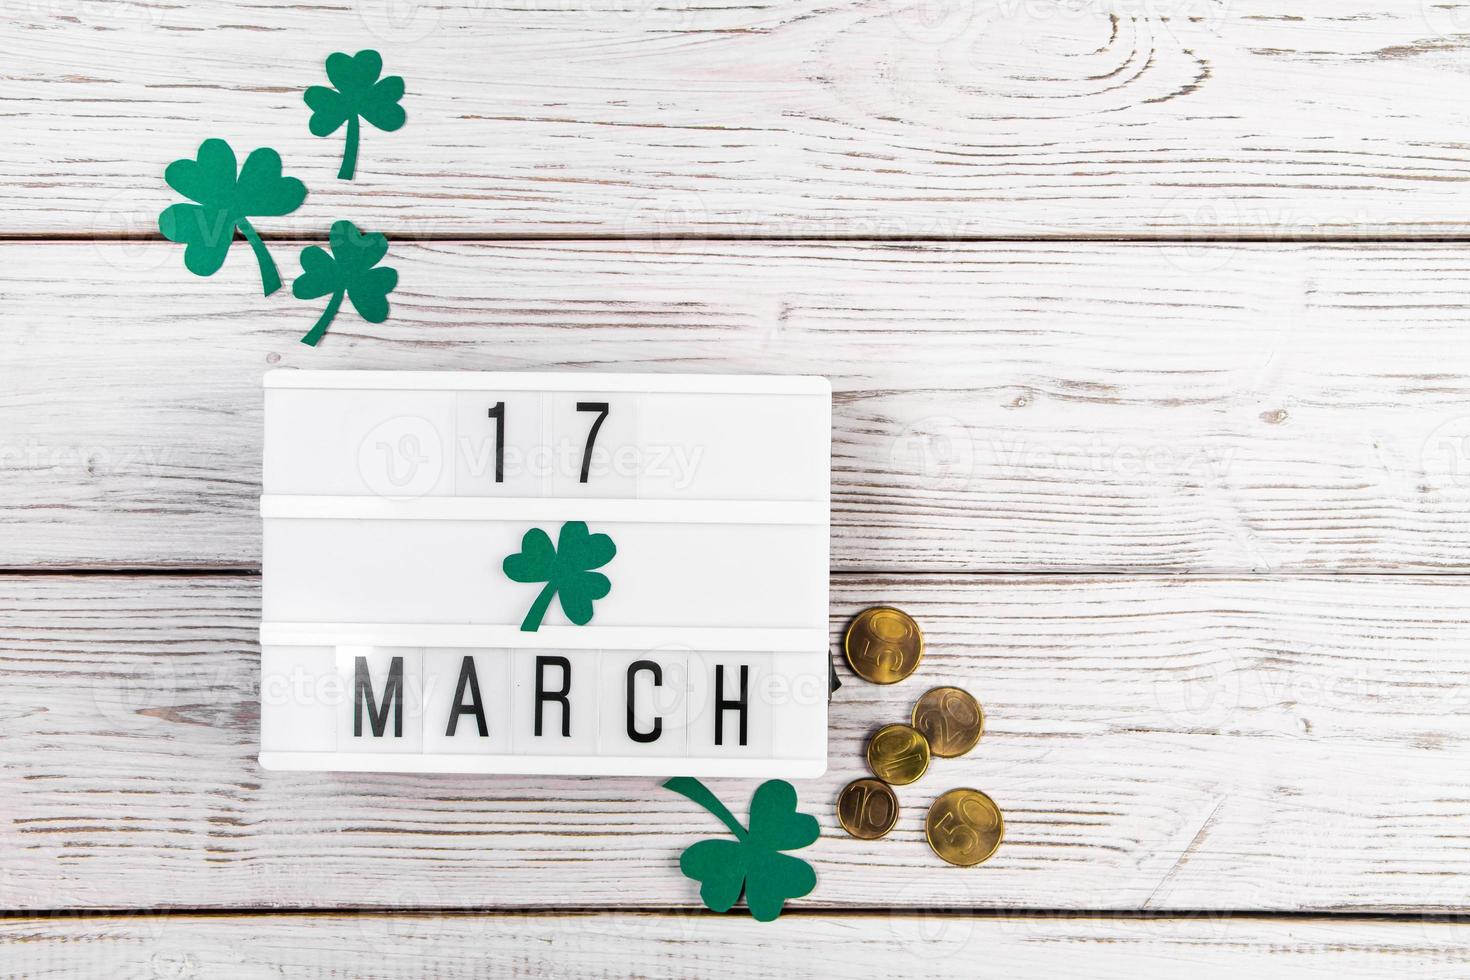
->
left=259, top=371, right=831, bottom=777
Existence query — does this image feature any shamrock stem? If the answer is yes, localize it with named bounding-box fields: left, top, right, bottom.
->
left=237, top=218, right=281, bottom=296
left=338, top=115, right=360, bottom=181
left=520, top=582, right=557, bottom=632
left=663, top=777, right=748, bottom=841
left=300, top=288, right=344, bottom=347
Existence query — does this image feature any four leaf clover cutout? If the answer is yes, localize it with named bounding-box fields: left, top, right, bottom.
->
left=158, top=49, right=403, bottom=346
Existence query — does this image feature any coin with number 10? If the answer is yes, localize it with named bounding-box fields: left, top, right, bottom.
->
left=836, top=778, right=900, bottom=840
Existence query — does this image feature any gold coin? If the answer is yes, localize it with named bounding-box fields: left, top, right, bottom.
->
left=836, top=778, right=900, bottom=840
left=911, top=687, right=984, bottom=758
left=843, top=606, right=923, bottom=684
left=865, top=723, right=931, bottom=785
left=925, top=788, right=1004, bottom=867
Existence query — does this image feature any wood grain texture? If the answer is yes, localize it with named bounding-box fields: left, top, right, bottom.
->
left=5, top=573, right=1470, bottom=913
left=5, top=240, right=1470, bottom=573
left=7, top=0, right=1470, bottom=238
left=6, top=912, right=1470, bottom=978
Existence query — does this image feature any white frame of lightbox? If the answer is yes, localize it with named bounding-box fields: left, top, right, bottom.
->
left=258, top=371, right=831, bottom=778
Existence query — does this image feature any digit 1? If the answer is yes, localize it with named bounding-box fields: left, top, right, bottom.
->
left=487, top=401, right=505, bottom=483
left=575, top=401, right=609, bottom=484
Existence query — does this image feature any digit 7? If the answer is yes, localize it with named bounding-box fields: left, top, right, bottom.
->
left=575, top=402, right=609, bottom=483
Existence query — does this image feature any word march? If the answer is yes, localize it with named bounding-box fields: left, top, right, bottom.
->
left=353, top=653, right=759, bottom=747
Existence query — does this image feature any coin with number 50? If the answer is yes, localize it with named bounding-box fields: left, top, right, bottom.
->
left=925, top=788, right=1003, bottom=867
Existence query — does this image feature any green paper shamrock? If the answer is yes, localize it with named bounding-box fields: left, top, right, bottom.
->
left=158, top=139, right=307, bottom=296
left=305, top=49, right=406, bottom=181
left=292, top=219, right=399, bottom=347
left=664, top=777, right=818, bottom=922
left=502, top=521, right=617, bottom=632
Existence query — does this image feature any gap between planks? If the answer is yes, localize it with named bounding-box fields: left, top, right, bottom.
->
left=11, top=568, right=1470, bottom=579
left=4, top=907, right=1470, bottom=922
left=13, top=233, right=1470, bottom=245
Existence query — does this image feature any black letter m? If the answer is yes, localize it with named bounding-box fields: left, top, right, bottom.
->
left=354, top=656, right=404, bottom=738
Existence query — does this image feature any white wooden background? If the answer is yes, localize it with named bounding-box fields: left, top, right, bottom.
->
left=5, top=0, right=1470, bottom=975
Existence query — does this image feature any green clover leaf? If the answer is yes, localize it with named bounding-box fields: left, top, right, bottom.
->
left=158, top=138, right=307, bottom=296
left=664, top=777, right=818, bottom=922
left=502, top=521, right=617, bottom=632
left=305, top=49, right=406, bottom=181
left=292, top=219, right=399, bottom=347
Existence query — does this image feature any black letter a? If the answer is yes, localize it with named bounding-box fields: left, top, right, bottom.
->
left=446, top=656, right=488, bottom=737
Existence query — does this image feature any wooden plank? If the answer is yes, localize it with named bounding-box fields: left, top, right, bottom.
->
left=5, top=240, right=1470, bottom=572
left=9, top=1, right=1470, bottom=237
left=4, top=573, right=1470, bottom=912
left=7, top=912, right=1470, bottom=978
